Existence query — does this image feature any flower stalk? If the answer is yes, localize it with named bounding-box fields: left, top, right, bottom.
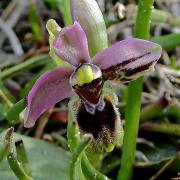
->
left=118, top=0, right=155, bottom=180
left=0, top=89, right=13, bottom=108
left=140, top=96, right=169, bottom=122
left=140, top=122, right=180, bottom=136
left=127, top=4, right=180, bottom=27
left=161, top=104, right=180, bottom=119
left=28, top=0, right=44, bottom=43
left=62, top=0, right=72, bottom=25
left=1, top=55, right=49, bottom=80
left=69, top=134, right=91, bottom=180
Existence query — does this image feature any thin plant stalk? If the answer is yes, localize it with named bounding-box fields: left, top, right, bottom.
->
left=140, top=122, right=180, bottom=136
left=28, top=0, right=44, bottom=43
left=152, top=33, right=180, bottom=50
left=1, top=55, right=49, bottom=80
left=69, top=135, right=91, bottom=180
left=118, top=0, right=155, bottom=180
left=62, top=0, right=72, bottom=25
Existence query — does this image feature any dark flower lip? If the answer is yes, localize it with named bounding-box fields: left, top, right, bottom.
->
left=77, top=98, right=116, bottom=139
left=70, top=91, right=124, bottom=152
left=73, top=78, right=104, bottom=104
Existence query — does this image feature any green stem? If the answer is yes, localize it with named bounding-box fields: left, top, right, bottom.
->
left=69, top=135, right=91, bottom=180
left=28, top=0, right=43, bottom=42
left=128, top=5, right=180, bottom=27
left=133, top=2, right=153, bottom=40
left=161, top=104, right=180, bottom=120
left=151, top=33, right=180, bottom=50
left=67, top=98, right=81, bottom=151
left=0, top=82, right=16, bottom=103
left=1, top=55, right=49, bottom=80
left=151, top=8, right=180, bottom=26
left=0, top=89, right=13, bottom=107
left=62, top=0, right=72, bottom=25
left=140, top=122, right=180, bottom=136
left=118, top=0, right=154, bottom=180
left=81, top=153, right=110, bottom=180
left=140, top=96, right=169, bottom=122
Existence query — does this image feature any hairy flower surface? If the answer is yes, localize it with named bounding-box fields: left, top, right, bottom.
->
left=24, top=19, right=161, bottom=151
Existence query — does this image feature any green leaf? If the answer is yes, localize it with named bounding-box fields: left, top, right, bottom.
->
left=0, top=133, right=71, bottom=180
left=6, top=99, right=25, bottom=125
left=140, top=142, right=176, bottom=163
left=102, top=139, right=180, bottom=175
left=136, top=139, right=180, bottom=171
left=0, top=103, right=9, bottom=119
left=0, top=143, right=5, bottom=163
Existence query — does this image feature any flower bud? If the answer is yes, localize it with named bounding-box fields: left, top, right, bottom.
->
left=71, top=0, right=108, bottom=57
left=46, top=19, right=61, bottom=36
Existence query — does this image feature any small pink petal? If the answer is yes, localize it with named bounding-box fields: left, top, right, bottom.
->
left=92, top=38, right=162, bottom=81
left=24, top=67, right=73, bottom=128
left=54, top=22, right=90, bottom=66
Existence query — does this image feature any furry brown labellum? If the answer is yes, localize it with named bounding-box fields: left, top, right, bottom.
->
left=69, top=90, right=124, bottom=153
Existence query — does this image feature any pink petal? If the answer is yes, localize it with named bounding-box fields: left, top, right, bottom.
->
left=24, top=67, right=73, bottom=128
left=54, top=21, right=90, bottom=66
left=92, top=38, right=162, bottom=81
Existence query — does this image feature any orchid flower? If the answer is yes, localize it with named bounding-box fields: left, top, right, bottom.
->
left=24, top=19, right=161, bottom=151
